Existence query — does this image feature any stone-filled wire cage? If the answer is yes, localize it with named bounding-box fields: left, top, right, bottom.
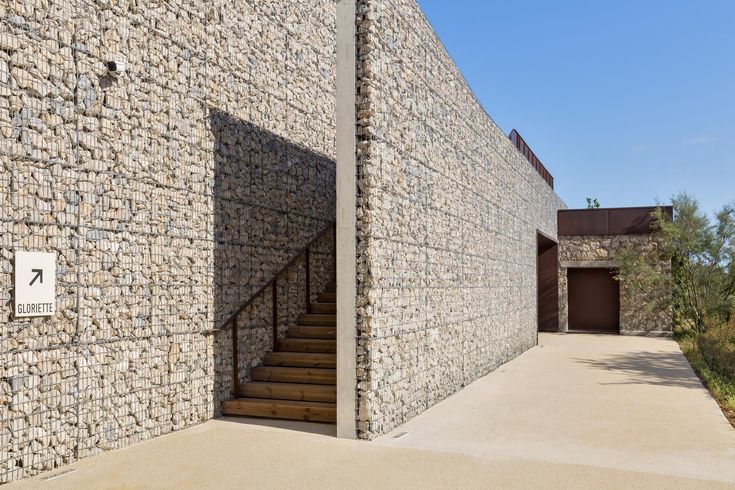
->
left=1, top=2, right=214, bottom=478
left=1, top=0, right=336, bottom=483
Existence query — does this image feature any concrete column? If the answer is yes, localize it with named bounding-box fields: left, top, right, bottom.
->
left=335, top=0, right=357, bottom=439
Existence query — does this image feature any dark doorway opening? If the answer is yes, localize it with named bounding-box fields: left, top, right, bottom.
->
left=537, top=233, right=559, bottom=332
left=568, top=268, right=620, bottom=333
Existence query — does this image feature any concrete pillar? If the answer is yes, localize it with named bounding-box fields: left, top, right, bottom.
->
left=335, top=0, right=357, bottom=439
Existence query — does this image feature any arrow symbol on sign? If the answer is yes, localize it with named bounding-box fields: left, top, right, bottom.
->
left=30, top=269, right=43, bottom=286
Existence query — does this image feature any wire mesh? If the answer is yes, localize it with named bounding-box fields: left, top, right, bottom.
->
left=1, top=0, right=337, bottom=482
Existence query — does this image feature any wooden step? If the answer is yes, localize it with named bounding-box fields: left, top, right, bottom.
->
left=222, top=398, right=336, bottom=423
left=278, top=338, right=336, bottom=353
left=237, top=382, right=336, bottom=403
left=318, top=292, right=336, bottom=303
left=310, top=302, right=336, bottom=314
left=288, top=325, right=336, bottom=339
left=263, top=352, right=336, bottom=368
left=251, top=366, right=336, bottom=385
left=298, top=313, right=336, bottom=326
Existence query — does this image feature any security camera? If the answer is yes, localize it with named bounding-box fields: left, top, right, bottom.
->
left=106, top=55, right=127, bottom=78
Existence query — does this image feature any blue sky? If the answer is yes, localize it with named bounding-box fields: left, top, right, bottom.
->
left=418, top=0, right=735, bottom=215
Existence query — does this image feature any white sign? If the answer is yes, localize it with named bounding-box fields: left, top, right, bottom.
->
left=14, top=251, right=56, bottom=317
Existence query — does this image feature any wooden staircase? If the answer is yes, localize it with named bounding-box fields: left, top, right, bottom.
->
left=222, top=283, right=337, bottom=423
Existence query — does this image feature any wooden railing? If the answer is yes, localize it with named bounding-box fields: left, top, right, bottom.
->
left=206, top=221, right=336, bottom=394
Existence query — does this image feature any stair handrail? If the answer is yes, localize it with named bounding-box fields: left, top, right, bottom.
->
left=201, top=219, right=336, bottom=395
left=203, top=219, right=337, bottom=335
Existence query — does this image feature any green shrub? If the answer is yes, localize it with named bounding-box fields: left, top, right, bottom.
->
left=698, top=319, right=735, bottom=378
left=618, top=194, right=735, bottom=334
left=679, top=333, right=735, bottom=426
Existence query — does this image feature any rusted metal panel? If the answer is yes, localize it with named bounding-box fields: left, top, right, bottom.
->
left=558, top=206, right=673, bottom=236
left=558, top=209, right=610, bottom=236
left=509, top=129, right=554, bottom=189
left=609, top=207, right=655, bottom=234
left=567, top=268, right=620, bottom=333
left=538, top=234, right=559, bottom=332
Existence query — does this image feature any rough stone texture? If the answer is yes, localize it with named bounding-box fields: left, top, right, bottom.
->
left=558, top=235, right=672, bottom=335
left=0, top=0, right=335, bottom=483
left=354, top=0, right=566, bottom=439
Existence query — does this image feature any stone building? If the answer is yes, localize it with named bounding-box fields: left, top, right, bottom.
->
left=554, top=207, right=673, bottom=337
left=0, top=0, right=669, bottom=483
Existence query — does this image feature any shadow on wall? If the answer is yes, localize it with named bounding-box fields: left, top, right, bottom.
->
left=209, top=107, right=336, bottom=409
left=573, top=351, right=703, bottom=389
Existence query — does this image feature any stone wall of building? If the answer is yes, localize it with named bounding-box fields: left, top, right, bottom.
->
left=354, top=0, right=566, bottom=438
left=558, top=235, right=672, bottom=335
left=0, top=1, right=336, bottom=483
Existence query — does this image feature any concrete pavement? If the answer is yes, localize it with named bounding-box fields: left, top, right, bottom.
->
left=10, top=418, right=734, bottom=490
left=11, top=333, right=735, bottom=489
left=380, top=333, right=735, bottom=484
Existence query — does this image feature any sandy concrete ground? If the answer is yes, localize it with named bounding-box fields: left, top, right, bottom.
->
left=380, top=333, right=735, bottom=484
left=11, top=333, right=735, bottom=489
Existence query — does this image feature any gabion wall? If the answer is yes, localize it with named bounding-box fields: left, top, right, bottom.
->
left=558, top=235, right=673, bottom=335
left=354, top=0, right=566, bottom=438
left=0, top=0, right=335, bottom=483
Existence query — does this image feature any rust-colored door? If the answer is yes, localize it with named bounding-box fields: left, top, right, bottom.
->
left=568, top=268, right=620, bottom=333
left=537, top=234, right=559, bottom=332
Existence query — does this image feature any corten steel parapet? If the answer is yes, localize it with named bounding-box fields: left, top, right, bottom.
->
left=558, top=206, right=674, bottom=236
left=509, top=129, right=554, bottom=189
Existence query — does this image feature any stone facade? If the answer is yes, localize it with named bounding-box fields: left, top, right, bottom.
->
left=2, top=0, right=609, bottom=480
left=354, top=0, right=566, bottom=438
left=0, top=1, right=335, bottom=483
left=558, top=235, right=672, bottom=335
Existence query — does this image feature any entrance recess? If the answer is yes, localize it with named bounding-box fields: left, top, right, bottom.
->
left=567, top=268, right=620, bottom=333
left=537, top=233, right=559, bottom=332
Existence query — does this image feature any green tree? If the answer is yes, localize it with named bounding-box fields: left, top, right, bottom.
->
left=617, top=193, right=735, bottom=334
left=586, top=197, right=601, bottom=209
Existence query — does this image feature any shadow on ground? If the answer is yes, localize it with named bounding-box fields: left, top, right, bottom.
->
left=573, top=351, right=702, bottom=389
left=218, top=416, right=336, bottom=437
